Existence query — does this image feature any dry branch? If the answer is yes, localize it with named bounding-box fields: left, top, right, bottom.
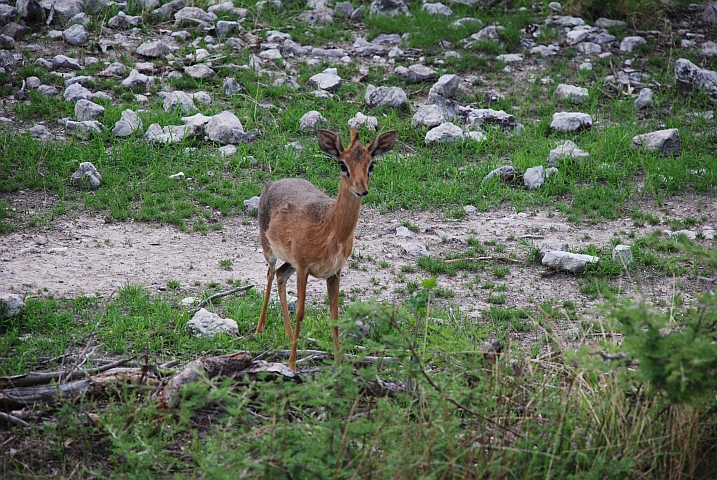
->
left=257, top=349, right=399, bottom=365
left=0, top=357, right=135, bottom=389
left=155, top=352, right=253, bottom=408
left=195, top=285, right=254, bottom=309
left=0, top=411, right=31, bottom=429
left=0, top=368, right=160, bottom=409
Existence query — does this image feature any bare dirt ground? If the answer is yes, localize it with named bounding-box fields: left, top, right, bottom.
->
left=2, top=189, right=715, bottom=331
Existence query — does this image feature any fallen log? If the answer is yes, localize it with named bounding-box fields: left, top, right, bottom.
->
left=155, top=352, right=253, bottom=408
left=0, top=357, right=135, bottom=389
left=0, top=368, right=161, bottom=409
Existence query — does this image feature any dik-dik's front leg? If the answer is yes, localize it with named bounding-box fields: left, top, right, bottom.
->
left=327, top=272, right=341, bottom=358
left=256, top=259, right=277, bottom=335
left=288, top=268, right=310, bottom=371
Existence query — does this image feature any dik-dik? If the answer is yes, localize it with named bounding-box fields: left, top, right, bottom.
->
left=255, top=128, right=398, bottom=371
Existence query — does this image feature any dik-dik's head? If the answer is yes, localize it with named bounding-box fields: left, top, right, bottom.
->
left=318, top=128, right=398, bottom=198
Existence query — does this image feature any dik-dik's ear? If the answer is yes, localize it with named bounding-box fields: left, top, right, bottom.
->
left=318, top=130, right=345, bottom=159
left=368, top=130, right=398, bottom=158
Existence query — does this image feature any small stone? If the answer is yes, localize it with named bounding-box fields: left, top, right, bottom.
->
left=162, top=91, right=197, bottom=115
left=547, top=140, right=589, bottom=167
left=496, top=53, right=523, bottom=63
left=206, top=111, right=251, bottom=145
left=136, top=40, right=171, bottom=57
left=620, top=36, right=647, bottom=53
left=369, top=0, right=409, bottom=17
left=27, top=124, right=52, bottom=140
left=347, top=112, right=378, bottom=130
left=37, top=85, right=59, bottom=96
left=244, top=196, right=260, bottom=212
left=222, top=77, right=244, bottom=95
left=422, top=2, right=452, bottom=16
left=634, top=88, right=654, bottom=110
left=524, top=166, right=545, bottom=189
left=112, top=109, right=142, bottom=137
left=550, top=112, right=592, bottom=132
left=631, top=128, right=680, bottom=156
left=395, top=226, right=413, bottom=237
left=555, top=84, right=589, bottom=104
left=424, top=122, right=463, bottom=145
left=52, top=55, right=83, bottom=70
left=309, top=68, right=341, bottom=91
left=594, top=17, right=626, bottom=29
left=542, top=251, right=598, bottom=273
left=364, top=84, right=408, bottom=108
left=401, top=242, right=429, bottom=257
left=464, top=205, right=477, bottom=214
left=71, top=161, right=102, bottom=188
left=612, top=245, right=632, bottom=265
left=75, top=99, right=104, bottom=121
left=63, top=83, right=92, bottom=102
left=0, top=293, right=25, bottom=318
left=186, top=308, right=238, bottom=337
left=169, top=172, right=185, bottom=179
left=121, top=69, right=153, bottom=89
left=407, top=64, right=436, bottom=83
left=299, top=110, right=326, bottom=132
left=412, top=104, right=447, bottom=129
left=62, top=24, right=89, bottom=47
left=576, top=42, right=602, bottom=55
left=220, top=145, right=237, bottom=157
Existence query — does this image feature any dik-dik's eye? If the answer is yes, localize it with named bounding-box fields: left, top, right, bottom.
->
left=367, top=162, right=375, bottom=176
left=339, top=161, right=350, bottom=177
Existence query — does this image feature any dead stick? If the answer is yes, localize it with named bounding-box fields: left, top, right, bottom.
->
left=257, top=349, right=399, bottom=364
left=0, top=412, right=31, bottom=429
left=196, top=285, right=254, bottom=309
left=0, top=357, right=136, bottom=389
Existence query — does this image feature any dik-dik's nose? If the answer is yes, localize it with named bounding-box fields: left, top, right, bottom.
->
left=353, top=189, right=369, bottom=197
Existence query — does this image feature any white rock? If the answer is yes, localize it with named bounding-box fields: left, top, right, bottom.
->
left=424, top=122, right=463, bottom=145
left=75, top=99, right=104, bottom=121
left=550, top=112, right=592, bottom=132
left=299, top=110, right=326, bottom=131
left=524, top=165, right=545, bottom=189
left=186, top=308, right=238, bottom=337
left=401, top=242, right=429, bottom=257
left=620, top=36, right=647, bottom=52
left=0, top=293, right=25, bottom=317
left=347, top=112, right=378, bottom=130
left=546, top=140, right=589, bottom=166
left=634, top=88, right=654, bottom=109
left=631, top=129, right=680, bottom=156
left=555, top=84, right=589, bottom=104
left=542, top=251, right=598, bottom=273
left=71, top=161, right=102, bottom=188
left=112, top=109, right=142, bottom=137
left=206, top=111, right=249, bottom=145
left=184, top=64, right=215, bottom=79
left=612, top=245, right=632, bottom=265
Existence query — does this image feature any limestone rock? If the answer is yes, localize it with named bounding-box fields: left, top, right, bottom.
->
left=365, top=84, right=408, bottom=108
left=206, top=111, right=251, bottom=145
left=555, top=84, right=589, bottom=104
left=121, top=69, right=153, bottom=88
left=542, top=251, right=598, bottom=273
left=0, top=293, right=25, bottom=318
left=546, top=140, right=589, bottom=167
left=369, top=0, right=409, bottom=16
left=347, top=112, right=378, bottom=130
left=407, top=64, right=436, bottom=83
left=612, top=245, right=633, bottom=265
left=674, top=58, right=717, bottom=101
left=634, top=88, right=653, bottom=109
left=162, top=91, right=197, bottom=114
left=71, top=161, right=102, bottom=188
left=299, top=110, right=326, bottom=131
left=186, top=308, right=238, bottom=337
left=481, top=165, right=522, bottom=185
left=425, top=122, right=463, bottom=145
left=631, top=128, right=680, bottom=156
left=136, top=40, right=171, bottom=57
left=112, top=109, right=142, bottom=137
left=524, top=165, right=545, bottom=189
left=429, top=74, right=461, bottom=99
left=75, top=99, right=104, bottom=120
left=309, top=68, right=341, bottom=91
left=550, top=112, right=592, bottom=132
left=620, top=36, right=647, bottom=53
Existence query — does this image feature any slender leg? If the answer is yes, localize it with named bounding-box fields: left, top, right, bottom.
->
left=326, top=271, right=341, bottom=359
left=288, top=269, right=309, bottom=371
left=276, top=262, right=296, bottom=341
left=256, top=259, right=276, bottom=335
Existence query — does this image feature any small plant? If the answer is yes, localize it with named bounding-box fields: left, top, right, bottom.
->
left=219, top=259, right=233, bottom=271
left=492, top=266, right=510, bottom=278
left=401, top=221, right=420, bottom=233
left=167, top=279, right=180, bottom=290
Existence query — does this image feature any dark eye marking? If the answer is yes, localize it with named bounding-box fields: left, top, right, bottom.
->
left=368, top=162, right=375, bottom=176
left=339, top=161, right=350, bottom=177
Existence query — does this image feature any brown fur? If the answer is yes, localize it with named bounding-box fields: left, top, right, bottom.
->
left=255, top=128, right=398, bottom=371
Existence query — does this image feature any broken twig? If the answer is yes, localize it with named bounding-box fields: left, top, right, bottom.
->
left=195, top=285, right=254, bottom=309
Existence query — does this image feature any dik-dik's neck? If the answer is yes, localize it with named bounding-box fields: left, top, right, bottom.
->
left=328, top=186, right=363, bottom=242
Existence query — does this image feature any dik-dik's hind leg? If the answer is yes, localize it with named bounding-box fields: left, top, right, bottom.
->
left=276, top=262, right=297, bottom=341
left=256, top=259, right=277, bottom=335
left=327, top=272, right=341, bottom=359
